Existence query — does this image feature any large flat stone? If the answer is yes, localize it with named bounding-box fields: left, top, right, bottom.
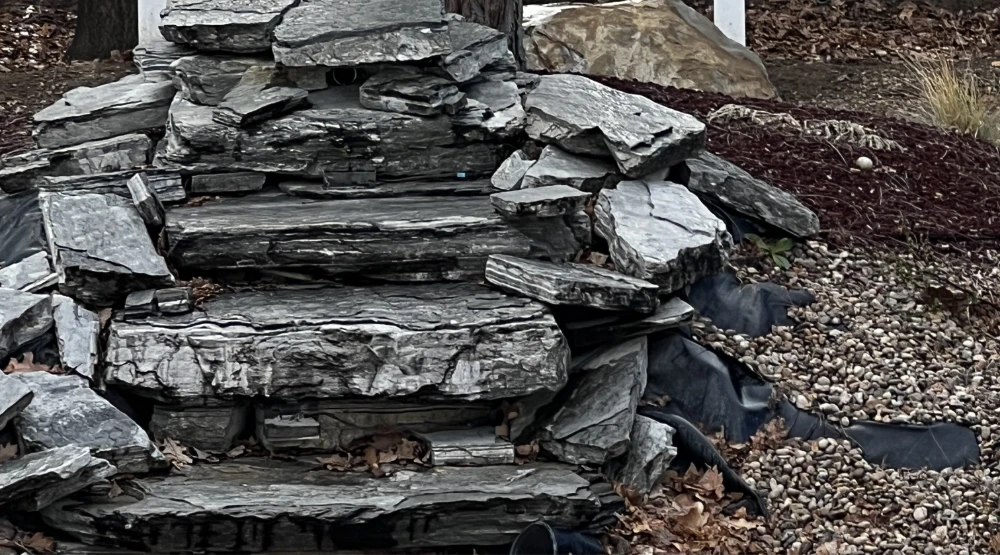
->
left=0, top=252, right=56, bottom=292
left=491, top=150, right=534, bottom=191
left=525, top=74, right=705, bottom=178
left=538, top=337, right=648, bottom=465
left=360, top=67, right=466, bottom=116
left=40, top=192, right=174, bottom=306
left=171, top=54, right=328, bottom=106
left=594, top=180, right=731, bottom=293
left=159, top=0, right=299, bottom=53
left=51, top=295, right=100, bottom=380
left=9, top=372, right=164, bottom=474
left=164, top=191, right=588, bottom=280
left=33, top=77, right=175, bottom=149
left=0, top=371, right=33, bottom=431
left=0, top=134, right=153, bottom=194
left=521, top=145, right=621, bottom=193
left=273, top=0, right=451, bottom=67
left=490, top=185, right=591, bottom=218
left=0, top=446, right=114, bottom=512
left=439, top=19, right=509, bottom=83
left=42, top=460, right=599, bottom=552
left=189, top=172, right=266, bottom=194
left=280, top=179, right=491, bottom=199
left=0, top=288, right=52, bottom=360
left=214, top=86, right=309, bottom=127
left=105, top=284, right=570, bottom=404
left=485, top=255, right=659, bottom=313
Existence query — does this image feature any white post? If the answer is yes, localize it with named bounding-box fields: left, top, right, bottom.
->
left=138, top=0, right=169, bottom=46
left=714, top=0, right=746, bottom=46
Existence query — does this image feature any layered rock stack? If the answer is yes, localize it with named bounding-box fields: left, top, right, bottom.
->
left=0, top=1, right=819, bottom=553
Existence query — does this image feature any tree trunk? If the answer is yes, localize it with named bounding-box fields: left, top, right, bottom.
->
left=445, top=0, right=525, bottom=68
left=67, top=0, right=138, bottom=61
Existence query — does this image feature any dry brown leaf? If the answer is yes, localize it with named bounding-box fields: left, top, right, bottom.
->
left=18, top=532, right=55, bottom=553
left=673, top=494, right=710, bottom=531
left=3, top=353, right=63, bottom=375
left=363, top=445, right=379, bottom=469
left=317, top=453, right=350, bottom=471
left=397, top=438, right=419, bottom=460
left=108, top=481, right=124, bottom=499
left=225, top=445, right=246, bottom=458
left=0, top=444, right=17, bottom=463
left=159, top=438, right=193, bottom=469
left=495, top=421, right=509, bottom=439
left=693, top=467, right=725, bottom=500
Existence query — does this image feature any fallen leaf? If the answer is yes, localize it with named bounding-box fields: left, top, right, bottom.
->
left=317, top=453, right=350, bottom=471
left=3, top=353, right=63, bottom=375
left=159, top=438, right=193, bottom=469
left=0, top=444, right=17, bottom=463
left=108, top=481, right=124, bottom=499
left=693, top=467, right=725, bottom=500
left=18, top=532, right=55, bottom=553
left=673, top=493, right=710, bottom=531
left=495, top=421, right=509, bottom=439
left=397, top=438, right=419, bottom=460
left=225, top=445, right=246, bottom=458
left=515, top=444, right=534, bottom=456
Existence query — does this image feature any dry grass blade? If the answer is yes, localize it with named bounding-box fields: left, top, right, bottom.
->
left=906, top=55, right=1000, bottom=145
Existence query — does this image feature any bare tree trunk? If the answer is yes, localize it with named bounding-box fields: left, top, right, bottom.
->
left=67, top=0, right=138, bottom=61
left=445, top=0, right=525, bottom=68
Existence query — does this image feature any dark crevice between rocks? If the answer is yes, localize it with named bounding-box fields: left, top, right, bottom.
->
left=0, top=191, right=47, bottom=269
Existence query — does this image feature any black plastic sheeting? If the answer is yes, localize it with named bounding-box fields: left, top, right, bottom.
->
left=0, top=191, right=46, bottom=268
left=686, top=272, right=816, bottom=338
left=508, top=522, right=606, bottom=555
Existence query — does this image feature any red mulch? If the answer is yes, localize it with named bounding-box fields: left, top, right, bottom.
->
left=596, top=76, right=1000, bottom=247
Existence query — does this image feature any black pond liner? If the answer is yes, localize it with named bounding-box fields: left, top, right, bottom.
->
left=0, top=190, right=46, bottom=267
left=686, top=272, right=816, bottom=339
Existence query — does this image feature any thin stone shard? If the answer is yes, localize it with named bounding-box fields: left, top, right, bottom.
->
left=612, top=415, right=677, bottom=496
left=189, top=172, right=267, bottom=194
left=213, top=86, right=309, bottom=127
left=522, top=145, right=621, bottom=193
left=0, top=252, right=56, bottom=292
left=561, top=297, right=695, bottom=351
left=0, top=134, right=153, bottom=194
left=490, top=185, right=591, bottom=218
left=126, top=172, right=166, bottom=229
left=424, top=428, right=515, bottom=466
left=491, top=150, right=535, bottom=191
left=51, top=294, right=100, bottom=380
left=0, top=288, right=53, bottom=360
left=159, top=0, right=300, bottom=53
left=360, top=67, right=466, bottom=116
left=0, top=446, right=115, bottom=512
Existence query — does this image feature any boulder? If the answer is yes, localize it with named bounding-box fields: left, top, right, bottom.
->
left=0, top=288, right=53, bottom=360
left=612, top=415, right=677, bottom=496
left=538, top=337, right=648, bottom=465
left=360, top=67, right=466, bottom=116
left=680, top=152, right=820, bottom=238
left=9, top=372, right=164, bottom=474
left=105, top=284, right=570, bottom=404
left=0, top=371, right=33, bottom=431
left=0, top=134, right=153, bottom=194
left=523, top=0, right=777, bottom=100
left=273, top=0, right=451, bottom=67
left=159, top=0, right=299, bottom=53
left=0, top=252, right=56, bottom=292
left=594, top=180, right=731, bottom=293
left=525, top=74, right=706, bottom=178
left=32, top=77, right=175, bottom=149
left=213, top=86, right=309, bottom=127
left=491, top=150, right=535, bottom=191
left=521, top=145, right=620, bottom=193
left=189, top=172, right=267, bottom=194
left=0, top=446, right=114, bottom=512
left=490, top=185, right=591, bottom=218
left=424, top=428, right=515, bottom=466
left=485, top=255, right=659, bottom=313
left=51, top=295, right=100, bottom=380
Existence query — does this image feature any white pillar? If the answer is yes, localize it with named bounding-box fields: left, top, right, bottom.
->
left=714, top=0, right=746, bottom=46
left=138, top=0, right=169, bottom=46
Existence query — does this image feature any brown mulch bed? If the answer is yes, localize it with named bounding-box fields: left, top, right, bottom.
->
left=597, top=76, right=1000, bottom=248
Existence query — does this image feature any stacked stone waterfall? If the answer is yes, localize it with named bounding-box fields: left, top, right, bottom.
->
left=0, top=1, right=819, bottom=552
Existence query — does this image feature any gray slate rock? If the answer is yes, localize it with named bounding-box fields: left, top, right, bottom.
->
left=36, top=171, right=186, bottom=204
left=439, top=19, right=509, bottom=83
left=0, top=288, right=53, bottom=360
left=213, top=86, right=309, bottom=127
left=456, top=81, right=526, bottom=140
left=613, top=415, right=677, bottom=496
left=522, top=145, right=621, bottom=193
left=171, top=54, right=328, bottom=106
left=562, top=297, right=694, bottom=352
left=594, top=180, right=731, bottom=293
left=189, top=172, right=266, bottom=194
left=273, top=0, right=451, bottom=67
left=0, top=134, right=153, bottom=194
left=33, top=77, right=175, bottom=149
left=150, top=404, right=250, bottom=453
left=0, top=371, right=33, bottom=431
left=360, top=67, right=466, bottom=116
left=105, top=284, right=570, bottom=404
left=133, top=39, right=196, bottom=83
left=9, top=372, right=164, bottom=474
left=490, top=185, right=591, bottom=218
left=485, top=255, right=659, bottom=313
left=0, top=252, right=56, bottom=292
left=40, top=192, right=175, bottom=306
left=159, top=0, right=299, bottom=53
left=280, top=179, right=491, bottom=199
left=164, top=191, right=588, bottom=279
left=491, top=150, right=534, bottom=191
left=154, top=288, right=194, bottom=315
left=41, top=460, right=599, bottom=553
left=0, top=446, right=114, bottom=511
left=539, top=337, right=648, bottom=465
left=51, top=294, right=100, bottom=380
left=683, top=152, right=820, bottom=238
left=126, top=172, right=166, bottom=229
left=525, top=74, right=706, bottom=178
left=424, top=428, right=515, bottom=466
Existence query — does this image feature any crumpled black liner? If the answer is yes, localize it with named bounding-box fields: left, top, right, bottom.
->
left=686, top=272, right=816, bottom=338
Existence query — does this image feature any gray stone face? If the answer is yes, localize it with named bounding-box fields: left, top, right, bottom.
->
left=539, top=337, right=648, bottom=465
left=105, top=284, right=570, bottom=404
left=490, top=185, right=591, bottom=218
left=525, top=74, right=706, bottom=178
left=41, top=460, right=599, bottom=553
left=280, top=179, right=491, bottom=199
left=9, top=372, right=164, bottom=474
left=189, top=172, right=266, bottom=194
left=40, top=192, right=175, bottom=306
left=683, top=152, right=820, bottom=238
left=32, top=77, right=175, bottom=149
left=594, top=180, right=731, bottom=294
left=0, top=446, right=114, bottom=511
left=562, top=297, right=694, bottom=352
left=0, top=371, right=33, bottom=431
left=424, top=428, right=515, bottom=466
left=258, top=400, right=492, bottom=451
left=126, top=173, right=166, bottom=229
left=273, top=0, right=451, bottom=67
left=613, top=415, right=677, bottom=496
left=155, top=288, right=194, bottom=315
left=522, top=145, right=621, bottom=193
left=439, top=20, right=509, bottom=83
left=0, top=252, right=56, bottom=292
left=164, top=191, right=587, bottom=279
left=133, top=39, right=196, bottom=83
left=213, top=86, right=309, bottom=127
left=0, top=134, right=153, bottom=194
left=51, top=294, right=100, bottom=380
left=485, top=255, right=659, bottom=313
left=491, top=150, right=534, bottom=191
left=0, top=288, right=52, bottom=360
left=36, top=171, right=187, bottom=204
left=159, top=0, right=299, bottom=53
left=456, top=81, right=526, bottom=140
left=150, top=404, right=250, bottom=453
left=360, top=67, right=466, bottom=116
left=171, top=54, right=329, bottom=106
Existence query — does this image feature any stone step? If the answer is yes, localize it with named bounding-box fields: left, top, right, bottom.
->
left=164, top=191, right=589, bottom=280
left=41, top=459, right=601, bottom=553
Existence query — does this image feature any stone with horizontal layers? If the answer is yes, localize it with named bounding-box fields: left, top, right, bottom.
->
left=0, top=371, right=33, bottom=431
left=0, top=288, right=52, bottom=360
left=0, top=252, right=56, bottom=292
left=36, top=171, right=186, bottom=203
left=171, top=54, right=330, bottom=106
left=213, top=86, right=309, bottom=127
left=9, top=372, right=165, bottom=474
left=105, top=284, right=570, bottom=404
left=439, top=19, right=510, bottom=83
left=133, top=39, right=197, bottom=83
left=560, top=297, right=694, bottom=352
left=32, top=76, right=175, bottom=149
left=0, top=446, right=114, bottom=512
left=525, top=74, right=705, bottom=178
left=126, top=173, right=166, bottom=229
left=272, top=0, right=451, bottom=67
left=360, top=67, right=466, bottom=116
left=491, top=150, right=534, bottom=191
left=612, top=415, right=677, bottom=496
left=159, top=0, right=299, bottom=54
left=280, top=179, right=491, bottom=199
left=164, top=191, right=588, bottom=280
left=0, top=134, right=153, bottom=194
left=52, top=294, right=100, bottom=380
left=490, top=185, right=591, bottom=218
left=150, top=404, right=251, bottom=453
left=522, top=145, right=621, bottom=193
left=456, top=80, right=526, bottom=141
left=189, top=172, right=266, bottom=194
left=486, top=255, right=659, bottom=313
left=41, top=460, right=600, bottom=553
left=40, top=192, right=175, bottom=306
left=594, top=180, right=731, bottom=293
left=424, top=428, right=515, bottom=466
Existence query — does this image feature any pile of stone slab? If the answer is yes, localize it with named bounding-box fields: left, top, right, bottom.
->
left=0, top=1, right=820, bottom=553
